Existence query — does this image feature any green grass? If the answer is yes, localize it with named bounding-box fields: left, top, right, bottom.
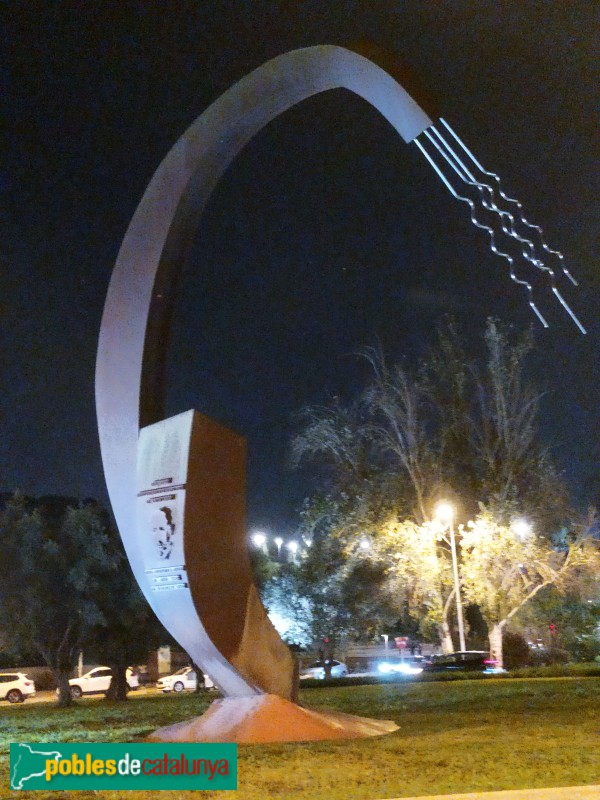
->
left=1, top=677, right=599, bottom=799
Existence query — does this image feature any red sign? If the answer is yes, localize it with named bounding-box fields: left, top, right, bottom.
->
left=395, top=637, right=409, bottom=649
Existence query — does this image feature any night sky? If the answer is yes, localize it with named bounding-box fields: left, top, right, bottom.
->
left=3, top=2, right=598, bottom=535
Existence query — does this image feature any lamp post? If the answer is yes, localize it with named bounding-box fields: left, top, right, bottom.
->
left=251, top=531, right=267, bottom=554
left=434, top=501, right=466, bottom=652
left=287, top=540, right=298, bottom=564
left=274, top=536, right=283, bottom=559
left=512, top=519, right=532, bottom=541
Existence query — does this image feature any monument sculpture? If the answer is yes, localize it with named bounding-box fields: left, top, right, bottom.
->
left=96, top=43, right=582, bottom=742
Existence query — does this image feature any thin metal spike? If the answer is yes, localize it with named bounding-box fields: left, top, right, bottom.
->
left=439, top=117, right=578, bottom=287
left=414, top=136, right=546, bottom=329
left=432, top=125, right=550, bottom=244
left=429, top=127, right=556, bottom=273
left=563, top=269, right=578, bottom=287
left=552, top=288, right=587, bottom=334
left=439, top=118, right=499, bottom=181
left=427, top=127, right=476, bottom=182
left=515, top=215, right=576, bottom=284
left=414, top=136, right=461, bottom=196
left=416, top=137, right=522, bottom=269
left=427, top=129, right=556, bottom=280
left=529, top=302, right=550, bottom=328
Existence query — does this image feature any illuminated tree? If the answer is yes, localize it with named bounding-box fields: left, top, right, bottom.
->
left=289, top=318, right=576, bottom=653
left=459, top=508, right=600, bottom=667
left=263, top=495, right=399, bottom=650
left=367, top=517, right=456, bottom=652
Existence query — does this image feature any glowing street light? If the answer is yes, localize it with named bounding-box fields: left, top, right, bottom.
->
left=251, top=532, right=267, bottom=553
left=434, top=500, right=466, bottom=652
left=359, top=537, right=371, bottom=551
left=274, top=536, right=283, bottom=557
left=512, top=519, right=532, bottom=540
left=287, top=540, right=299, bottom=563
left=434, top=502, right=454, bottom=526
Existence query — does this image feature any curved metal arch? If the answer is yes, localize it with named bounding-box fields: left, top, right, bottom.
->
left=96, top=44, right=434, bottom=697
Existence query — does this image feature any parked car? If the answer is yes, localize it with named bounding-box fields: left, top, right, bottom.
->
left=377, top=655, right=425, bottom=676
left=300, top=659, right=349, bottom=680
left=135, top=666, right=153, bottom=687
left=156, top=667, right=216, bottom=693
left=64, top=666, right=139, bottom=698
left=422, top=651, right=503, bottom=673
left=0, top=672, right=36, bottom=703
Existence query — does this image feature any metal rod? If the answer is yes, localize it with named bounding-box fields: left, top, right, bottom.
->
left=450, top=519, right=466, bottom=652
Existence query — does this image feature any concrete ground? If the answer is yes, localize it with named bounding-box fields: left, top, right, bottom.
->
left=388, top=786, right=600, bottom=800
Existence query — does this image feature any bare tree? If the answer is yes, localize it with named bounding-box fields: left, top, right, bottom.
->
left=360, top=345, right=438, bottom=523
left=287, top=318, right=576, bottom=654
left=472, top=322, right=543, bottom=504
left=290, top=398, right=372, bottom=491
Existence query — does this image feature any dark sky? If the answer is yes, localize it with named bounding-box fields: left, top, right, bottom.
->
left=2, top=2, right=598, bottom=535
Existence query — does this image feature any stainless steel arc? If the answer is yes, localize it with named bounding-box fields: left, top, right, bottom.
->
left=95, top=44, right=433, bottom=697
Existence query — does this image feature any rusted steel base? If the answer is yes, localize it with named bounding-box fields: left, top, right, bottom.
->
left=146, top=694, right=398, bottom=744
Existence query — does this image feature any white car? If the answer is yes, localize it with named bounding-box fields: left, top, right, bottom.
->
left=156, top=666, right=215, bottom=692
left=0, top=672, right=36, bottom=703
left=66, top=666, right=139, bottom=698
left=300, top=659, right=348, bottom=680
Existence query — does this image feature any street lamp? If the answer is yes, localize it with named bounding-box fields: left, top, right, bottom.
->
left=434, top=500, right=466, bottom=652
left=287, top=540, right=298, bottom=563
left=274, top=536, right=283, bottom=558
left=359, top=537, right=371, bottom=551
left=251, top=531, right=267, bottom=554
left=512, top=519, right=532, bottom=541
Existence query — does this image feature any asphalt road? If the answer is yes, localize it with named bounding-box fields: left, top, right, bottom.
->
left=3, top=686, right=170, bottom=706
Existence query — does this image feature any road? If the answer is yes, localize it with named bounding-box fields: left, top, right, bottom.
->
left=4, top=686, right=167, bottom=706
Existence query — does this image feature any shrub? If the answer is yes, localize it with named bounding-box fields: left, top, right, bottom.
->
left=502, top=631, right=531, bottom=669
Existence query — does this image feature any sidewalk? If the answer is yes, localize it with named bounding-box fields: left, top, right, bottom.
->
left=386, top=786, right=600, bottom=800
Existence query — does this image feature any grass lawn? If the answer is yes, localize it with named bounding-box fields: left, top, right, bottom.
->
left=1, top=677, right=599, bottom=799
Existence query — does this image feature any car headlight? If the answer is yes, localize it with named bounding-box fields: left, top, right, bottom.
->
left=397, top=664, right=423, bottom=675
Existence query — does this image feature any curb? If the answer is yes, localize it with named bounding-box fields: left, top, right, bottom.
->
left=383, top=786, right=600, bottom=800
